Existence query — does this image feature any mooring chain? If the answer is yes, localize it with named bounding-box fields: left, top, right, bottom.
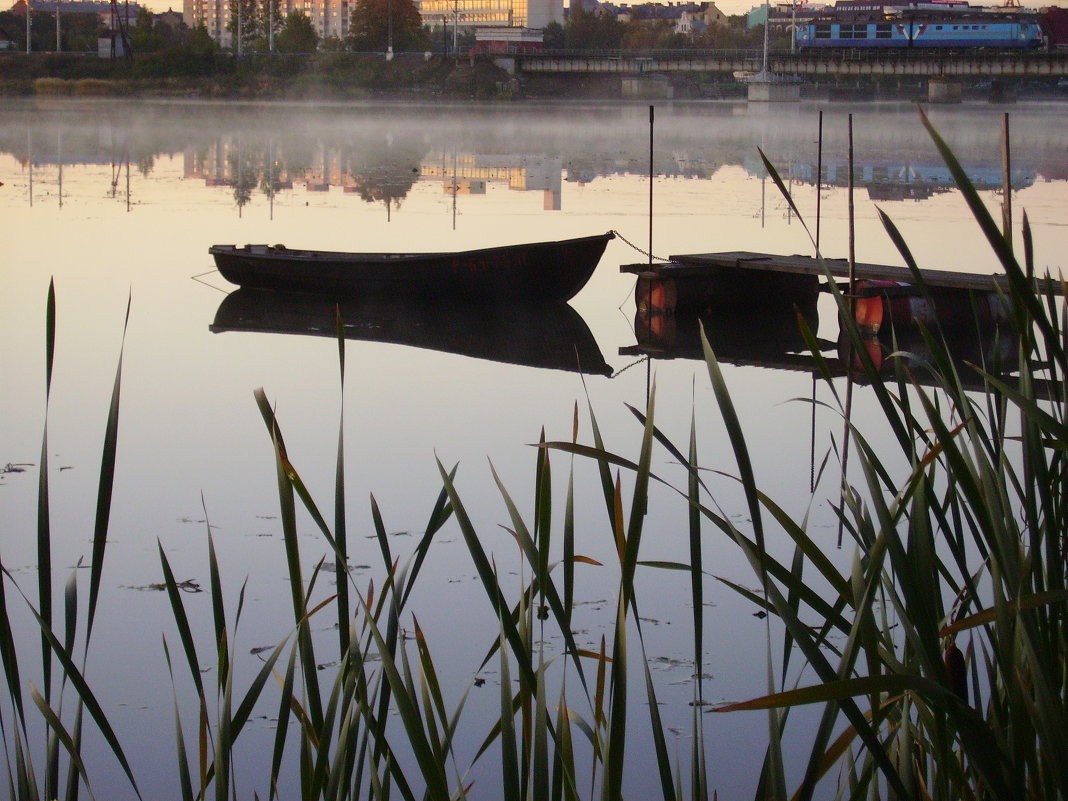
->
left=610, top=229, right=666, bottom=263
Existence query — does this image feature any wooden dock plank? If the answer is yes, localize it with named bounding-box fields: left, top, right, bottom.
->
left=621, top=251, right=1016, bottom=293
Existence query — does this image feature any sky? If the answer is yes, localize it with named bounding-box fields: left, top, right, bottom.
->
left=135, top=0, right=766, bottom=17
left=140, top=0, right=185, bottom=12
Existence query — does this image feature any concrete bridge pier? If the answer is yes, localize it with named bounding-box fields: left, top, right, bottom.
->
left=928, top=77, right=963, bottom=104
left=622, top=75, right=674, bottom=99
left=747, top=77, right=801, bottom=102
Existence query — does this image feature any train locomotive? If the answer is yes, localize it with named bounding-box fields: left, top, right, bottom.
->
left=795, top=3, right=1046, bottom=50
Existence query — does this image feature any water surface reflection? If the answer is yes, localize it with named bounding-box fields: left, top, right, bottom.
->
left=2, top=98, right=1067, bottom=801
left=4, top=100, right=1067, bottom=216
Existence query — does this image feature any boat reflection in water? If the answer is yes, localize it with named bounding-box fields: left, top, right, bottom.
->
left=626, top=299, right=823, bottom=372
left=211, top=289, right=612, bottom=376
left=843, top=281, right=1020, bottom=383
left=625, top=298, right=1026, bottom=396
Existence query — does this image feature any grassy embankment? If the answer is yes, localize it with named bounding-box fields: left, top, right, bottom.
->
left=0, top=51, right=526, bottom=99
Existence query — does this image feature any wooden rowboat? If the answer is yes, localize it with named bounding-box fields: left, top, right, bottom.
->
left=209, top=232, right=615, bottom=302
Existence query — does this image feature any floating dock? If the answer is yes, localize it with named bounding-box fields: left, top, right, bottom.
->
left=620, top=250, right=1059, bottom=398
left=621, top=251, right=1016, bottom=315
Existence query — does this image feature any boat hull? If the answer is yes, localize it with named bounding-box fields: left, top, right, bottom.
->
left=209, top=233, right=614, bottom=303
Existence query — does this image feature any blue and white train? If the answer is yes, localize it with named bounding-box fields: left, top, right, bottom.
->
left=796, top=6, right=1045, bottom=50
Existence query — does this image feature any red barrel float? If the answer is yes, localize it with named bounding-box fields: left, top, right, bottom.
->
left=843, top=279, right=1015, bottom=375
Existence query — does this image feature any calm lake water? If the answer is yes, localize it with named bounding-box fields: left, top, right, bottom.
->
left=1, top=97, right=1066, bottom=799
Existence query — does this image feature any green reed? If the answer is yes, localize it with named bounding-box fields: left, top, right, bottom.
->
left=2, top=108, right=1064, bottom=801
left=0, top=282, right=139, bottom=801
left=685, top=108, right=1067, bottom=801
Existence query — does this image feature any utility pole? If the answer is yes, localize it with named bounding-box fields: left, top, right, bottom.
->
left=386, top=0, right=393, bottom=59
left=761, top=0, right=769, bottom=74
left=790, top=0, right=796, bottom=54
left=26, top=0, right=31, bottom=53
left=55, top=2, right=60, bottom=51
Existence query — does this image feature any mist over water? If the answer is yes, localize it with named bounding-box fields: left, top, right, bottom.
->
left=1, top=97, right=1066, bottom=799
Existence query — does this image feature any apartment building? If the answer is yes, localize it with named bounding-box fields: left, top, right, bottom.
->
left=184, top=0, right=561, bottom=45
left=184, top=0, right=350, bottom=44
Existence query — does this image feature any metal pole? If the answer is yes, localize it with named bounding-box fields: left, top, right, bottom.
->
left=761, top=0, right=769, bottom=73
left=791, top=0, right=796, bottom=54
left=55, top=4, right=60, bottom=51
left=815, top=109, right=823, bottom=253
left=263, top=138, right=269, bottom=220
left=1001, top=112, right=1012, bottom=254
left=837, top=113, right=857, bottom=550
left=27, top=127, right=33, bottom=207
left=648, top=104, right=654, bottom=265
left=26, top=0, right=31, bottom=53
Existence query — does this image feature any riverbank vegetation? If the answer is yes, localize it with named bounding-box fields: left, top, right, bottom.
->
left=0, top=51, right=521, bottom=98
left=0, top=0, right=784, bottom=99
left=1, top=112, right=1065, bottom=800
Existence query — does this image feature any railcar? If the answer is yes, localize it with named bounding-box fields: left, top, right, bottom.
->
left=796, top=10, right=1045, bottom=49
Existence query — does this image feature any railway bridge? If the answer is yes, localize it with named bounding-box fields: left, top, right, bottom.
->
left=496, top=49, right=1068, bottom=101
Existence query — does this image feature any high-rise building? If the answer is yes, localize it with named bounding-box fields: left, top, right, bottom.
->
left=417, top=0, right=561, bottom=30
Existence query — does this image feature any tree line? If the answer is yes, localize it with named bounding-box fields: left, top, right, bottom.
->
left=1, top=0, right=781, bottom=58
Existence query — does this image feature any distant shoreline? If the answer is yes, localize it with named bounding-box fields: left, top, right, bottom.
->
left=2, top=52, right=1065, bottom=103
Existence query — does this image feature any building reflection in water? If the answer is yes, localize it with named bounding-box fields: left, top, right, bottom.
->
left=3, top=111, right=1062, bottom=215
left=183, top=140, right=565, bottom=212
left=780, top=158, right=1036, bottom=201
